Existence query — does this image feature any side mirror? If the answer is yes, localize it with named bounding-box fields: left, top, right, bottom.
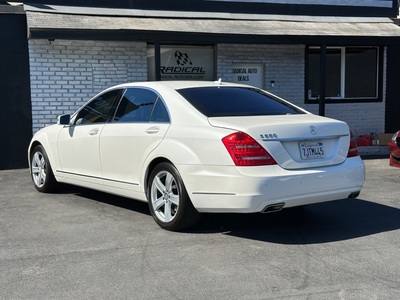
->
left=57, top=114, right=71, bottom=125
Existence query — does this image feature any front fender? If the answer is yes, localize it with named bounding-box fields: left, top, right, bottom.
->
left=28, top=125, right=63, bottom=173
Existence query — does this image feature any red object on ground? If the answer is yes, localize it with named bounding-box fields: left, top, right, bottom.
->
left=357, top=135, right=372, bottom=146
left=388, top=131, right=400, bottom=168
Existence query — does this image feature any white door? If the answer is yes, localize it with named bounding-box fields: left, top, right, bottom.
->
left=57, top=89, right=123, bottom=183
left=99, top=88, right=171, bottom=191
left=57, top=124, right=104, bottom=182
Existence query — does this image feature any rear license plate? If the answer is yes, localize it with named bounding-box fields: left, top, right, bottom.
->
left=299, top=141, right=325, bottom=160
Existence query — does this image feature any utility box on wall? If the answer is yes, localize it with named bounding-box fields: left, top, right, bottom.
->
left=372, top=134, right=394, bottom=146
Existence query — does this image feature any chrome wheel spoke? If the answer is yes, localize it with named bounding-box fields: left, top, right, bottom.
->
left=154, top=175, right=166, bottom=193
left=169, top=194, right=179, bottom=206
left=32, top=165, right=40, bottom=175
left=40, top=169, right=46, bottom=184
left=165, top=172, right=174, bottom=191
left=153, top=196, right=166, bottom=211
left=164, top=201, right=172, bottom=222
left=33, top=153, right=41, bottom=167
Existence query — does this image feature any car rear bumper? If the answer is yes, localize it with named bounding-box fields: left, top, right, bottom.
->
left=178, top=157, right=365, bottom=213
left=389, top=154, right=400, bottom=168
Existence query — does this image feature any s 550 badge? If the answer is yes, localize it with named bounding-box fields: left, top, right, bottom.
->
left=260, top=133, right=278, bottom=139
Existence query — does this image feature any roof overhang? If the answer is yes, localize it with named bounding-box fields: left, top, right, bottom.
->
left=25, top=4, right=400, bottom=46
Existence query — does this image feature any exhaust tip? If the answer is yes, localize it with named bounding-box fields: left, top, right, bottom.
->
left=348, top=192, right=360, bottom=199
left=262, top=203, right=285, bottom=214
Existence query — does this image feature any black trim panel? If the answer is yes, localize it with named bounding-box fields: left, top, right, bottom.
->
left=29, top=28, right=400, bottom=46
left=24, top=0, right=399, bottom=17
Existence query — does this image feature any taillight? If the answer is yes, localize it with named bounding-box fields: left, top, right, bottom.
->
left=222, top=132, right=277, bottom=166
left=347, top=131, right=359, bottom=157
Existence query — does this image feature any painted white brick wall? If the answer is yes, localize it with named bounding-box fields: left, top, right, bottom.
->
left=29, top=39, right=147, bottom=133
left=217, top=43, right=386, bottom=135
left=29, top=40, right=386, bottom=135
left=217, top=44, right=305, bottom=104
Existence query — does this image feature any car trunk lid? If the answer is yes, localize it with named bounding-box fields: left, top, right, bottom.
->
left=209, top=114, right=351, bottom=169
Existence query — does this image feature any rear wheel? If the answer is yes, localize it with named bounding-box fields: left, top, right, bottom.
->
left=30, top=145, right=58, bottom=193
left=148, top=162, right=200, bottom=231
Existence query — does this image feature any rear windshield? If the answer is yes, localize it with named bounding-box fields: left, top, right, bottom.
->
left=177, top=87, right=305, bottom=117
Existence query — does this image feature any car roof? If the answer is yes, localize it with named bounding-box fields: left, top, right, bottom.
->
left=112, top=80, right=253, bottom=91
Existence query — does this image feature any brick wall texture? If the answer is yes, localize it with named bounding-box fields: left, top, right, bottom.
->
left=29, top=40, right=386, bottom=135
left=29, top=39, right=147, bottom=133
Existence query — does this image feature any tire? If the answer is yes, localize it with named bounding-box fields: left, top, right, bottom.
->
left=147, top=162, right=200, bottom=231
left=30, top=145, right=58, bottom=193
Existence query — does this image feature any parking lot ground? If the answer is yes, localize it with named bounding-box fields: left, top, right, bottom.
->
left=1, top=158, right=400, bottom=299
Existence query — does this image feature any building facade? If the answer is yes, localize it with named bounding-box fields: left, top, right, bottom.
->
left=1, top=0, right=400, bottom=169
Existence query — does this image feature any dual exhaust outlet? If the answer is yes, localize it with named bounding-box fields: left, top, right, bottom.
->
left=261, top=202, right=285, bottom=213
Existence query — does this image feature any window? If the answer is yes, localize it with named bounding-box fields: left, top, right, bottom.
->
left=113, top=88, right=169, bottom=123
left=75, top=89, right=122, bottom=125
left=177, top=87, right=304, bottom=117
left=306, top=46, right=382, bottom=102
left=147, top=45, right=215, bottom=81
left=149, top=99, right=170, bottom=123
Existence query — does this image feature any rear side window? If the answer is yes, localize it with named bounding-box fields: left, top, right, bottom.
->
left=177, top=87, right=304, bottom=117
left=150, top=99, right=170, bottom=123
left=114, top=88, right=158, bottom=122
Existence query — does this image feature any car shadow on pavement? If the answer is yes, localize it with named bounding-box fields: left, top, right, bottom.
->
left=58, top=184, right=151, bottom=216
left=192, top=198, right=400, bottom=245
left=58, top=184, right=400, bottom=244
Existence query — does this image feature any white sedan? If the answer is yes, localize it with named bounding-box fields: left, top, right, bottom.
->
left=28, top=81, right=365, bottom=230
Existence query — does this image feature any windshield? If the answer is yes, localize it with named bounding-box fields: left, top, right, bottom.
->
left=177, top=87, right=305, bottom=117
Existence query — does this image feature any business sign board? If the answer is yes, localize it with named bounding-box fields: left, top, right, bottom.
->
left=231, top=63, right=264, bottom=88
left=148, top=45, right=215, bottom=81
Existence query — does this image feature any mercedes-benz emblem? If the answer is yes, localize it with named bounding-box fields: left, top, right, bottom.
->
left=310, top=126, right=317, bottom=135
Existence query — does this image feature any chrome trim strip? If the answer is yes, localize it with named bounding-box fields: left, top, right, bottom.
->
left=261, top=134, right=348, bottom=142
left=192, top=192, right=236, bottom=195
left=56, top=170, right=139, bottom=186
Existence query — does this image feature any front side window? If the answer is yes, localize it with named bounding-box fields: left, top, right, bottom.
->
left=306, top=46, right=381, bottom=102
left=75, top=89, right=122, bottom=125
left=178, top=87, right=304, bottom=117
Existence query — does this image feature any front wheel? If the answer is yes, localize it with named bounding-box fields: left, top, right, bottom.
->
left=30, top=145, right=58, bottom=193
left=148, top=162, right=200, bottom=231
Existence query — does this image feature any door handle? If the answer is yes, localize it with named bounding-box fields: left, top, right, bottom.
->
left=145, top=126, right=160, bottom=134
left=89, top=128, right=99, bottom=136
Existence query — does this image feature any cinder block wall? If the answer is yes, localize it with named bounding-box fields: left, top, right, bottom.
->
left=217, top=43, right=386, bottom=134
left=29, top=39, right=147, bottom=133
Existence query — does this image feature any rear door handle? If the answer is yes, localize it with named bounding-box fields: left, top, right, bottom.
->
left=145, top=126, right=160, bottom=134
left=89, top=128, right=99, bottom=136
